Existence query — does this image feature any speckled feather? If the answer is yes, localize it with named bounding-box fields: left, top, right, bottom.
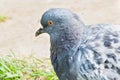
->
left=37, top=8, right=120, bottom=80
left=75, top=24, right=120, bottom=80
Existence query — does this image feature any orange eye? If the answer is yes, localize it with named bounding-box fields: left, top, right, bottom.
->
left=48, top=20, right=54, bottom=26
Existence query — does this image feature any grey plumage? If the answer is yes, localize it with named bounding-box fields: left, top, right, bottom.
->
left=35, top=8, right=120, bottom=80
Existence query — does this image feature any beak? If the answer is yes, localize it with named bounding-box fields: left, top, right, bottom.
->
left=35, top=28, right=44, bottom=37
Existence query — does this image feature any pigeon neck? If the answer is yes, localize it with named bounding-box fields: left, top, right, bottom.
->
left=50, top=24, right=84, bottom=54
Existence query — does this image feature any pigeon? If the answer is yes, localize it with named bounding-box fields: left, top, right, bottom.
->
left=35, top=8, right=120, bottom=80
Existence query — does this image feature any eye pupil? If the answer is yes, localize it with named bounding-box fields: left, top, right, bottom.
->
left=48, top=20, right=54, bottom=26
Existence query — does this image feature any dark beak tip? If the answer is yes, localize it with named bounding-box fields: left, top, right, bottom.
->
left=35, top=33, right=38, bottom=37
left=35, top=28, right=44, bottom=37
left=35, top=31, right=40, bottom=37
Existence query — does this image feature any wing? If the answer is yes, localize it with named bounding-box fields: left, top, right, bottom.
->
left=75, top=24, right=120, bottom=80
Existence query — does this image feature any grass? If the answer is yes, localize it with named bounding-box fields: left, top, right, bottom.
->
left=0, top=51, right=58, bottom=80
left=0, top=16, right=8, bottom=23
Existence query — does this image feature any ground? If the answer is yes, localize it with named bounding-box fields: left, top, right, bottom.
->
left=0, top=0, right=120, bottom=58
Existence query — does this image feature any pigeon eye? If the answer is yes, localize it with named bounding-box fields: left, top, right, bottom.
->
left=48, top=20, right=54, bottom=26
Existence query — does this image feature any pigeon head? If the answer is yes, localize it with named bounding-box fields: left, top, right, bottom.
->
left=35, top=8, right=84, bottom=36
left=35, top=8, right=85, bottom=49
